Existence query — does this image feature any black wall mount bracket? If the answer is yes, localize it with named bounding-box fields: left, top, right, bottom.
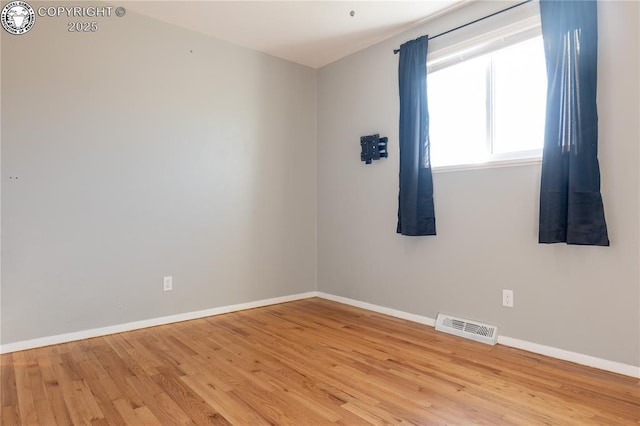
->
left=360, top=134, right=388, bottom=164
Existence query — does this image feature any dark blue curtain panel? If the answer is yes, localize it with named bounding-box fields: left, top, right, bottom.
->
left=397, top=35, right=436, bottom=236
left=538, top=0, right=609, bottom=246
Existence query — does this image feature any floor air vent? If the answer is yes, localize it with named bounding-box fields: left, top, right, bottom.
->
left=435, top=313, right=498, bottom=345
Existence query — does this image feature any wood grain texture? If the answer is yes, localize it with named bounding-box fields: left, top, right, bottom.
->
left=1, top=298, right=639, bottom=425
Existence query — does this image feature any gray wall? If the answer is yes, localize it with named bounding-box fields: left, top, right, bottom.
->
left=1, top=3, right=317, bottom=343
left=317, top=1, right=640, bottom=367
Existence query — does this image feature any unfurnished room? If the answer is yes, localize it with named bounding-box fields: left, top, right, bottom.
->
left=1, top=0, right=639, bottom=424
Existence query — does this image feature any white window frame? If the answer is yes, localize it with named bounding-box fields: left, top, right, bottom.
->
left=427, top=16, right=545, bottom=173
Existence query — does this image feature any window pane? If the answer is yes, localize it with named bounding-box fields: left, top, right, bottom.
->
left=428, top=56, right=488, bottom=167
left=492, top=36, right=547, bottom=154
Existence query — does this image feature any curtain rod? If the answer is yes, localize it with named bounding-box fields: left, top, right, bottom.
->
left=393, top=0, right=533, bottom=54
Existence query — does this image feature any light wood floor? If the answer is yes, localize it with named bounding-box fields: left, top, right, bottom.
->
left=2, top=298, right=639, bottom=425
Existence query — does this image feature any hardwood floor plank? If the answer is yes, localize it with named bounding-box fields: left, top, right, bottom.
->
left=12, top=351, right=39, bottom=425
left=132, top=405, right=162, bottom=425
left=1, top=354, right=19, bottom=409
left=125, top=375, right=193, bottom=425
left=179, top=374, right=270, bottom=425
left=1, top=405, right=22, bottom=426
left=85, top=378, right=127, bottom=426
left=250, top=363, right=369, bottom=424
left=112, top=398, right=143, bottom=425
left=37, top=349, right=74, bottom=426
left=27, top=354, right=57, bottom=425
left=151, top=366, right=232, bottom=425
left=2, top=298, right=639, bottom=425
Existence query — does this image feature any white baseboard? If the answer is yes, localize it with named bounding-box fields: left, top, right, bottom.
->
left=316, top=292, right=640, bottom=378
left=3, top=290, right=638, bottom=378
left=497, top=335, right=640, bottom=378
left=317, top=292, right=436, bottom=326
left=0, top=292, right=318, bottom=354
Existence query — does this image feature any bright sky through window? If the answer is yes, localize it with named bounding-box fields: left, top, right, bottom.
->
left=427, top=35, right=547, bottom=168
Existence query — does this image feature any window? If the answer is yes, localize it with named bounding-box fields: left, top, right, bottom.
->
left=427, top=29, right=547, bottom=169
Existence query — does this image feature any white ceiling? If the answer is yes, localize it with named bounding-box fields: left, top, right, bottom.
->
left=123, top=1, right=466, bottom=68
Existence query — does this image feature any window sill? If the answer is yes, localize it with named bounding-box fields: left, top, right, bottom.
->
left=431, top=156, right=542, bottom=173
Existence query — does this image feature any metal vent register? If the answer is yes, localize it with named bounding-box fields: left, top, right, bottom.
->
left=435, top=313, right=498, bottom=345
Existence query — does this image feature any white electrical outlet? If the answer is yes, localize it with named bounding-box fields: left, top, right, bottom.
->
left=163, top=276, right=173, bottom=291
left=502, top=289, right=513, bottom=307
